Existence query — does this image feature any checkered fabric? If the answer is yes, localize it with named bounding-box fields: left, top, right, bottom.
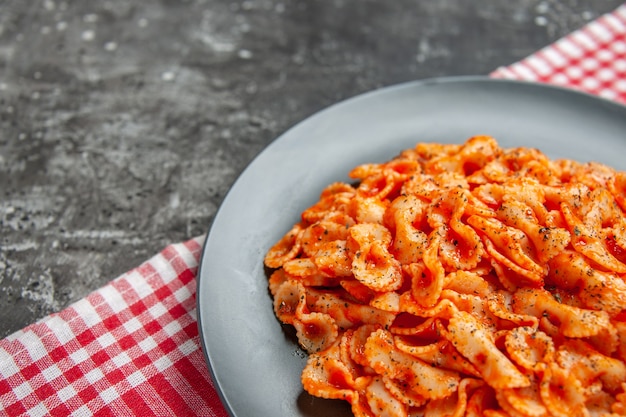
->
left=492, top=3, right=626, bottom=105
left=1, top=5, right=625, bottom=417
left=0, top=237, right=228, bottom=417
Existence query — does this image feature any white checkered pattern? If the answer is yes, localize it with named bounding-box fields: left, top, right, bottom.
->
left=1, top=237, right=228, bottom=416
left=492, top=4, right=626, bottom=104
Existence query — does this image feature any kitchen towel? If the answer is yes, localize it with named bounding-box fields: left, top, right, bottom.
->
left=491, top=3, right=626, bottom=104
left=1, top=4, right=625, bottom=416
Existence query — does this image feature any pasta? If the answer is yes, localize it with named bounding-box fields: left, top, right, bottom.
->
left=264, top=135, right=626, bottom=417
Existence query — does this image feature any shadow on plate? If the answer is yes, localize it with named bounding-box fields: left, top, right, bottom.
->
left=297, top=390, right=352, bottom=416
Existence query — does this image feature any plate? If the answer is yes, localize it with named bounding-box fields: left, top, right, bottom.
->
left=196, top=76, right=626, bottom=417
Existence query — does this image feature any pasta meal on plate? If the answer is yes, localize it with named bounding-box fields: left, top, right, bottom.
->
left=264, top=135, right=626, bottom=417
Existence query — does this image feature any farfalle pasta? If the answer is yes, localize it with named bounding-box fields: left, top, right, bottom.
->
left=264, top=135, right=626, bottom=417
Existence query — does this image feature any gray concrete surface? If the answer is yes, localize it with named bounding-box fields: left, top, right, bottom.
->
left=0, top=0, right=623, bottom=338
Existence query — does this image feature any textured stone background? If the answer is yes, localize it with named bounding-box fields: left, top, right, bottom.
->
left=0, top=0, right=623, bottom=338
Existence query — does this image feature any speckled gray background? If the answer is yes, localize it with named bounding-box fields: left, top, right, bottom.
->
left=0, top=0, right=623, bottom=338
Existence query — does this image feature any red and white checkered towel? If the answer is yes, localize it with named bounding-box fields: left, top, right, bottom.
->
left=492, top=3, right=626, bottom=104
left=1, top=237, right=228, bottom=417
left=1, top=4, right=625, bottom=417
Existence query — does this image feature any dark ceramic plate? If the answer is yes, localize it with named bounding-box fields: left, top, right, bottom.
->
left=197, top=76, right=626, bottom=417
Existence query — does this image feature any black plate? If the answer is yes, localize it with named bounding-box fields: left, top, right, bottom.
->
left=197, top=76, right=626, bottom=417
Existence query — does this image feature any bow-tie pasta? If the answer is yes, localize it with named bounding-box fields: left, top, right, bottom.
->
left=264, top=135, right=626, bottom=417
